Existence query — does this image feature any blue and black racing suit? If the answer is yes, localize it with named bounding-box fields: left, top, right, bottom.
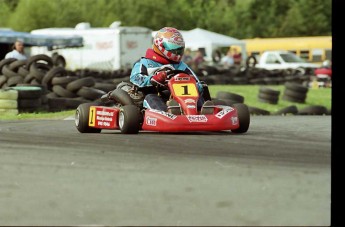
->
left=130, top=49, right=205, bottom=111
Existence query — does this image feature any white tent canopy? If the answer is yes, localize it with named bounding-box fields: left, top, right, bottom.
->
left=181, top=28, right=247, bottom=62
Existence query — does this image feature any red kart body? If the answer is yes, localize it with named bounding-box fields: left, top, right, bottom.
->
left=76, top=71, right=249, bottom=134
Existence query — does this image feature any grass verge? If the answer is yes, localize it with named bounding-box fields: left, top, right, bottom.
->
left=209, top=85, right=331, bottom=113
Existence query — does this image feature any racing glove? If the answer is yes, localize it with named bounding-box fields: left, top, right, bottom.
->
left=151, top=71, right=167, bottom=87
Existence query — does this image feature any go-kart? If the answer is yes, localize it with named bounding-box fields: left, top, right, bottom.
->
left=75, top=68, right=250, bottom=134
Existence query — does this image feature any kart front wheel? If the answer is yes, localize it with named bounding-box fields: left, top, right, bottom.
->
left=231, top=103, right=250, bottom=134
left=118, top=105, right=141, bottom=134
left=75, top=103, right=102, bottom=133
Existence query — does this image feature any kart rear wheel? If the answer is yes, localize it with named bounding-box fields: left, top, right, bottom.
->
left=231, top=103, right=250, bottom=134
left=118, top=105, right=141, bottom=134
left=75, top=103, right=102, bottom=133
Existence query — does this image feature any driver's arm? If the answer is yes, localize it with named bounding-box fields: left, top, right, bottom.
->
left=130, top=59, right=154, bottom=88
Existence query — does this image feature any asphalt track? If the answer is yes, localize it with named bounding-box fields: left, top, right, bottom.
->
left=0, top=116, right=331, bottom=226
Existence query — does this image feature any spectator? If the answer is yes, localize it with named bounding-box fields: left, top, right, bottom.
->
left=5, top=40, right=27, bottom=60
left=221, top=49, right=234, bottom=67
left=232, top=47, right=242, bottom=65
left=182, top=48, right=193, bottom=66
left=192, top=50, right=205, bottom=70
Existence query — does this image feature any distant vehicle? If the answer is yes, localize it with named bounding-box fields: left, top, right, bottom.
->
left=30, top=22, right=152, bottom=71
left=249, top=50, right=319, bottom=70
left=242, top=36, right=332, bottom=65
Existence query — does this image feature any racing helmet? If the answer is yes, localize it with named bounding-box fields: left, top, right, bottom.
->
left=153, top=27, right=185, bottom=63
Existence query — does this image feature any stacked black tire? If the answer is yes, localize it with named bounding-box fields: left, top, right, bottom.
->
left=282, top=82, right=309, bottom=103
left=213, top=91, right=270, bottom=115
left=214, top=91, right=245, bottom=106
left=257, top=87, right=280, bottom=104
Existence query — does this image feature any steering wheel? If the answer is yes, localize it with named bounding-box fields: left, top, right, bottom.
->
left=166, top=69, right=188, bottom=79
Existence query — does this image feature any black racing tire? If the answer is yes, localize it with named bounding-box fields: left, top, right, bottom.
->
left=52, top=85, right=77, bottom=98
left=283, top=89, right=307, bottom=100
left=282, top=94, right=305, bottom=103
left=231, top=103, right=250, bottom=133
left=258, top=92, right=279, bottom=101
left=23, top=73, right=35, bottom=84
left=75, top=103, right=102, bottom=133
left=0, top=75, right=8, bottom=88
left=7, top=75, right=23, bottom=87
left=118, top=105, right=141, bottom=134
left=284, top=82, right=308, bottom=93
left=52, top=55, right=66, bottom=67
left=216, top=91, right=244, bottom=103
left=297, top=105, right=328, bottom=115
left=248, top=106, right=270, bottom=115
left=26, top=54, right=54, bottom=69
left=257, top=97, right=278, bottom=105
left=259, top=87, right=280, bottom=96
left=29, top=62, right=51, bottom=81
left=76, top=86, right=107, bottom=100
left=94, top=82, right=117, bottom=92
left=109, top=88, right=134, bottom=105
left=0, top=58, right=17, bottom=72
left=9, top=60, right=27, bottom=71
left=51, top=76, right=78, bottom=86
left=17, top=67, right=29, bottom=77
left=2, top=65, right=21, bottom=78
left=273, top=105, right=298, bottom=115
left=42, top=67, right=67, bottom=86
left=66, top=77, right=95, bottom=92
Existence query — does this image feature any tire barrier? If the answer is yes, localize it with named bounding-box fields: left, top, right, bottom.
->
left=0, top=56, right=133, bottom=113
left=282, top=82, right=309, bottom=103
left=0, top=56, right=329, bottom=115
left=297, top=105, right=328, bottom=115
left=272, top=105, right=298, bottom=115
left=257, top=87, right=280, bottom=105
left=216, top=91, right=244, bottom=103
left=0, top=89, right=18, bottom=115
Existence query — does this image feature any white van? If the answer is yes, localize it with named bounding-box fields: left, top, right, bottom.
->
left=31, top=22, right=152, bottom=71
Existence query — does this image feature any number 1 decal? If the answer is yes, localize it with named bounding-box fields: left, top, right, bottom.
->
left=181, top=85, right=191, bottom=95
left=172, top=83, right=198, bottom=97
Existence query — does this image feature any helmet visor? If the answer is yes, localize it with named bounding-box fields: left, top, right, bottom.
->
left=163, top=42, right=184, bottom=56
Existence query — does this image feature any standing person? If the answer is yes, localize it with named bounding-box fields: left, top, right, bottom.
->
left=129, top=27, right=207, bottom=111
left=192, top=50, right=205, bottom=70
left=5, top=40, right=28, bottom=60
left=232, top=47, right=242, bottom=66
left=221, top=49, right=234, bottom=67
left=182, top=48, right=193, bottom=66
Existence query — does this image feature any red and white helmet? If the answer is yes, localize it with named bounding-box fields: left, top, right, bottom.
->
left=153, top=27, right=185, bottom=63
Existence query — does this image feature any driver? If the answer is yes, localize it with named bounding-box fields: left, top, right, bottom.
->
left=130, top=27, right=206, bottom=111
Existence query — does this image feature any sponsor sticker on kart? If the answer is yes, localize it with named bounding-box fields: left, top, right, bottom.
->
left=146, top=116, right=157, bottom=126
left=215, top=106, right=234, bottom=119
left=89, top=107, right=116, bottom=128
left=149, top=109, right=177, bottom=120
left=174, top=77, right=190, bottom=81
left=186, top=115, right=208, bottom=123
left=184, top=99, right=196, bottom=104
left=231, top=116, right=238, bottom=125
